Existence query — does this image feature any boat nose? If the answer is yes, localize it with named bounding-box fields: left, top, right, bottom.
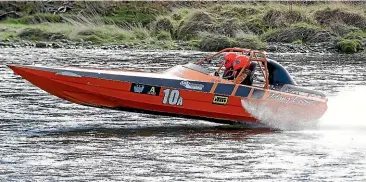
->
left=7, top=65, right=22, bottom=75
left=7, top=64, right=16, bottom=71
left=7, top=64, right=19, bottom=69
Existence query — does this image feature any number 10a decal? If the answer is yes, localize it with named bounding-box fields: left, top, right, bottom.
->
left=163, top=89, right=183, bottom=106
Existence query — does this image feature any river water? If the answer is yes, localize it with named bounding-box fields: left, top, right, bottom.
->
left=0, top=48, right=365, bottom=181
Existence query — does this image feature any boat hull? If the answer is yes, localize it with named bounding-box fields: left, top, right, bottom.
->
left=8, top=65, right=327, bottom=127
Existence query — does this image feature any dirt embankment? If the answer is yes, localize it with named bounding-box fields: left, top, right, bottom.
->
left=0, top=1, right=365, bottom=53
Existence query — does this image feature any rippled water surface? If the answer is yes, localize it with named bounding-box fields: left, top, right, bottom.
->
left=1, top=48, right=366, bottom=181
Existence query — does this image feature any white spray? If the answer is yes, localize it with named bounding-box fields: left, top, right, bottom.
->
left=318, top=86, right=366, bottom=130
left=241, top=86, right=366, bottom=131
left=241, top=99, right=317, bottom=130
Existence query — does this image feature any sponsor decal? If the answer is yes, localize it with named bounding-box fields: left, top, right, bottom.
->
left=268, top=93, right=313, bottom=105
left=163, top=89, right=183, bottom=106
left=133, top=84, right=144, bottom=93
left=130, top=83, right=161, bottom=96
left=179, top=81, right=204, bottom=91
left=212, top=95, right=229, bottom=105
left=284, top=88, right=300, bottom=95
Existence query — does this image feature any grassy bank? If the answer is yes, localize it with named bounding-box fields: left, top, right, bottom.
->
left=0, top=1, right=365, bottom=53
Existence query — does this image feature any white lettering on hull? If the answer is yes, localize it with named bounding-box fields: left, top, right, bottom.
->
left=268, top=93, right=314, bottom=105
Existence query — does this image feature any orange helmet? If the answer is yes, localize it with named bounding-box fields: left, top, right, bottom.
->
left=233, top=55, right=250, bottom=71
left=224, top=52, right=237, bottom=69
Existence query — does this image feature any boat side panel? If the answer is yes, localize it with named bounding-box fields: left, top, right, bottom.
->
left=10, top=66, right=257, bottom=123
left=10, top=65, right=327, bottom=124
left=55, top=78, right=256, bottom=121
left=214, top=83, right=235, bottom=95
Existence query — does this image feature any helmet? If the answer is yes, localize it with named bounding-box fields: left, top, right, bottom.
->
left=223, top=52, right=237, bottom=69
left=233, top=55, right=250, bottom=71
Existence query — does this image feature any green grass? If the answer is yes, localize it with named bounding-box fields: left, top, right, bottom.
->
left=101, top=4, right=167, bottom=26
left=2, top=13, right=65, bottom=24
left=344, top=30, right=366, bottom=40
left=156, top=31, right=172, bottom=40
left=262, top=22, right=327, bottom=43
left=337, top=39, right=362, bottom=53
left=292, top=39, right=303, bottom=44
left=0, top=2, right=365, bottom=52
left=0, top=22, right=146, bottom=45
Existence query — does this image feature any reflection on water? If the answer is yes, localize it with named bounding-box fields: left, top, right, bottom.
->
left=34, top=125, right=275, bottom=140
left=1, top=48, right=366, bottom=181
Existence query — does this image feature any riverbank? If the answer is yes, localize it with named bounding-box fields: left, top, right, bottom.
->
left=0, top=38, right=339, bottom=54
left=0, top=1, right=365, bottom=53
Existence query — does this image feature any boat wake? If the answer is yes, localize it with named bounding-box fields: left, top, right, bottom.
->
left=241, top=99, right=317, bottom=130
left=242, top=86, right=366, bottom=131
left=318, top=86, right=366, bottom=130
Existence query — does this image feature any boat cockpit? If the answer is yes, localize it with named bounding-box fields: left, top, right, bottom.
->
left=193, top=48, right=325, bottom=98
left=193, top=48, right=297, bottom=88
left=164, top=48, right=325, bottom=99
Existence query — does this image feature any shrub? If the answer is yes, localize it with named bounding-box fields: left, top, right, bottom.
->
left=329, top=23, right=360, bottom=36
left=114, top=33, right=128, bottom=41
left=263, top=9, right=284, bottom=28
left=172, top=13, right=182, bottom=21
left=171, top=8, right=190, bottom=21
left=314, top=8, right=366, bottom=29
left=213, top=18, right=240, bottom=37
left=232, top=33, right=266, bottom=50
left=133, top=28, right=150, bottom=39
left=263, top=9, right=307, bottom=28
left=337, top=39, right=362, bottom=53
left=198, top=32, right=232, bottom=52
left=292, top=39, right=303, bottom=44
left=153, top=16, right=174, bottom=33
left=262, top=23, right=332, bottom=43
left=17, top=28, right=66, bottom=41
left=82, top=35, right=104, bottom=44
left=245, top=17, right=268, bottom=35
left=156, top=31, right=172, bottom=40
left=4, top=13, right=64, bottom=24
left=188, top=39, right=200, bottom=49
left=103, top=6, right=157, bottom=26
left=343, top=30, right=366, bottom=40
left=177, top=11, right=213, bottom=40
left=209, top=4, right=259, bottom=19
left=77, top=30, right=97, bottom=36
left=69, top=25, right=135, bottom=44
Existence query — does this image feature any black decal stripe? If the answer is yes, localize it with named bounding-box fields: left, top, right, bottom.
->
left=214, top=83, right=235, bottom=95
left=27, top=66, right=214, bottom=92
left=130, top=83, right=161, bottom=96
left=251, top=89, right=265, bottom=99
left=235, top=86, right=251, bottom=97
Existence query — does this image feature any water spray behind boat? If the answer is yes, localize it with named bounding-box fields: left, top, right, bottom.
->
left=242, top=86, right=366, bottom=131
left=241, top=100, right=317, bottom=130
left=318, top=86, right=366, bottom=130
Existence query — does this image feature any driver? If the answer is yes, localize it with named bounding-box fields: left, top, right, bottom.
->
left=232, top=55, right=251, bottom=84
left=222, top=52, right=237, bottom=78
left=223, top=55, right=250, bottom=81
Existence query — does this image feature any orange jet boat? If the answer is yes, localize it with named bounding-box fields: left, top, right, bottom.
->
left=8, top=48, right=327, bottom=128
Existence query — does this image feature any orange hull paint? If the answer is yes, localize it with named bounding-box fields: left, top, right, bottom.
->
left=8, top=62, right=327, bottom=126
left=9, top=65, right=258, bottom=124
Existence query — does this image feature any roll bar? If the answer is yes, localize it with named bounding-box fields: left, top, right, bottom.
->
left=195, top=48, right=270, bottom=89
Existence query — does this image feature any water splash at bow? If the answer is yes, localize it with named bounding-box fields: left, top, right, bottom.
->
left=318, top=86, right=366, bottom=130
